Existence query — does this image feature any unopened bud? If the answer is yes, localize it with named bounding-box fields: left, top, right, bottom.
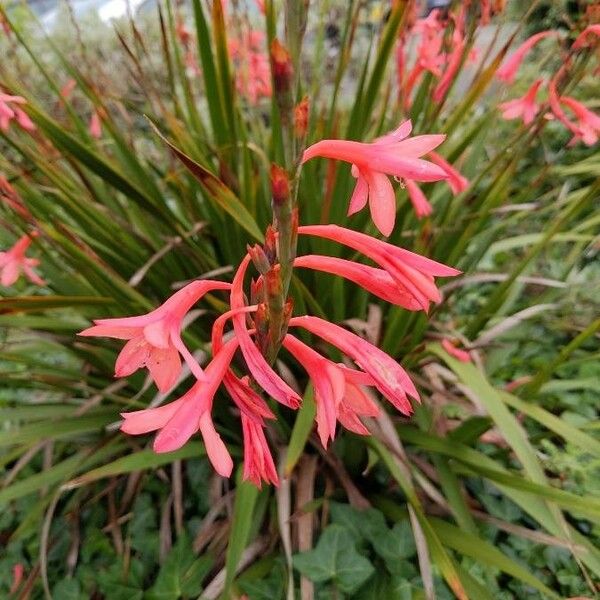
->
left=270, top=164, right=290, bottom=205
left=264, top=225, right=277, bottom=263
left=247, top=243, right=271, bottom=274
left=265, top=264, right=283, bottom=300
left=270, top=38, right=294, bottom=94
left=294, top=96, right=309, bottom=138
left=250, top=277, right=265, bottom=304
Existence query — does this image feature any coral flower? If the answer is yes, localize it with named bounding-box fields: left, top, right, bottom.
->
left=283, top=334, right=379, bottom=446
left=572, top=24, right=600, bottom=50
left=294, top=254, right=425, bottom=310
left=0, top=233, right=44, bottom=287
left=230, top=255, right=301, bottom=408
left=559, top=96, right=600, bottom=146
left=0, top=176, right=30, bottom=218
left=289, top=315, right=419, bottom=415
left=404, top=179, right=433, bottom=218
left=241, top=413, right=278, bottom=486
left=428, top=152, right=469, bottom=195
left=441, top=338, right=471, bottom=362
left=302, top=120, right=447, bottom=236
left=89, top=111, right=102, bottom=139
left=299, top=224, right=460, bottom=312
left=120, top=338, right=238, bottom=477
left=433, top=29, right=465, bottom=103
left=499, top=79, right=544, bottom=125
left=496, top=31, right=555, bottom=84
left=79, top=280, right=231, bottom=391
left=0, top=92, right=35, bottom=132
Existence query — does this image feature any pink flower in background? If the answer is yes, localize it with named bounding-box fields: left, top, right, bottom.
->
left=120, top=338, right=238, bottom=476
left=572, top=24, right=600, bottom=49
left=230, top=255, right=301, bottom=408
left=89, top=111, right=102, bottom=139
left=404, top=179, right=433, bottom=218
left=299, top=224, right=460, bottom=312
left=241, top=413, right=278, bottom=486
left=289, top=315, right=419, bottom=415
left=428, top=151, right=469, bottom=195
left=0, top=233, right=44, bottom=287
left=559, top=96, right=600, bottom=146
left=10, top=564, right=24, bottom=595
left=499, top=79, right=544, bottom=125
left=255, top=0, right=266, bottom=15
left=0, top=92, right=35, bottom=132
left=433, top=29, right=465, bottom=102
left=302, top=120, right=447, bottom=236
left=79, top=280, right=231, bottom=391
left=442, top=338, right=471, bottom=362
left=60, top=78, right=77, bottom=100
left=0, top=176, right=30, bottom=218
left=295, top=254, right=427, bottom=309
left=229, top=29, right=272, bottom=104
left=496, top=31, right=555, bottom=84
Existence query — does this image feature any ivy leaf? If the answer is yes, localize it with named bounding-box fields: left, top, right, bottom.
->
left=293, top=525, right=375, bottom=594
left=51, top=579, right=84, bottom=600
left=371, top=521, right=417, bottom=575
left=329, top=502, right=388, bottom=544
left=147, top=534, right=213, bottom=599
left=96, top=559, right=145, bottom=600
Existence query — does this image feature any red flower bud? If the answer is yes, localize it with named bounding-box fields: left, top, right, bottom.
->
left=264, top=225, right=277, bottom=263
left=270, top=38, right=294, bottom=94
left=294, top=96, right=309, bottom=138
left=247, top=243, right=271, bottom=274
left=270, top=164, right=290, bottom=205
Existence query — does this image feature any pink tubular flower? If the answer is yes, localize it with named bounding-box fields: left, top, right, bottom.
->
left=79, top=280, right=231, bottom=391
left=559, top=96, right=600, bottom=146
left=299, top=224, right=460, bottom=312
left=10, top=564, right=24, bottom=595
left=404, top=179, right=433, bottom=219
left=283, top=334, right=379, bottom=448
left=499, top=79, right=544, bottom=125
left=572, top=24, right=600, bottom=50
left=0, top=92, right=35, bottom=132
left=89, top=111, right=102, bottom=139
left=441, top=338, right=471, bottom=362
left=0, top=233, right=44, bottom=287
left=289, top=315, right=419, bottom=415
left=295, top=254, right=425, bottom=309
left=229, top=29, right=272, bottom=104
left=0, top=176, right=30, bottom=218
left=283, top=334, right=379, bottom=446
left=230, top=255, right=301, bottom=408
left=120, top=338, right=237, bottom=477
left=428, top=151, right=469, bottom=195
left=433, top=29, right=465, bottom=103
left=496, top=31, right=556, bottom=84
left=241, top=413, right=278, bottom=486
left=302, top=120, right=447, bottom=236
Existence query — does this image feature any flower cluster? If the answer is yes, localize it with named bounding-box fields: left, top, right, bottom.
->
left=80, top=119, right=461, bottom=486
left=0, top=232, right=44, bottom=287
left=497, top=26, right=600, bottom=146
left=0, top=91, right=35, bottom=133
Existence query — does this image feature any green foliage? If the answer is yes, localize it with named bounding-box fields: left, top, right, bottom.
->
left=0, top=0, right=598, bottom=598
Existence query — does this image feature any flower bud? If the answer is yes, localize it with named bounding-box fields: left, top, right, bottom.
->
left=250, top=277, right=265, bottom=304
left=294, top=96, right=309, bottom=138
left=247, top=243, right=271, bottom=274
left=270, top=164, right=290, bottom=206
left=265, top=264, right=283, bottom=300
left=270, top=38, right=294, bottom=95
left=264, top=225, right=277, bottom=263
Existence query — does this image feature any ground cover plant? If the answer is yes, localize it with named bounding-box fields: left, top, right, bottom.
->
left=0, top=0, right=599, bottom=598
